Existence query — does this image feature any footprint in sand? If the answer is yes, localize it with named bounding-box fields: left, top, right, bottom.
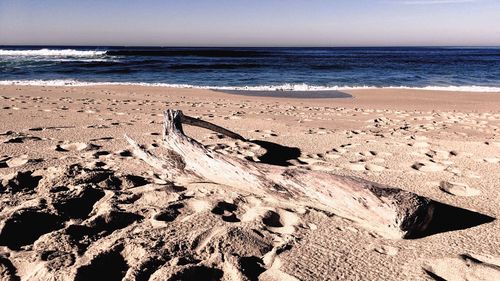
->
left=439, top=181, right=481, bottom=196
left=483, top=157, right=500, bottom=164
left=87, top=124, right=110, bottom=129
left=324, top=152, right=341, bottom=160
left=92, top=151, right=111, bottom=158
left=412, top=161, right=445, bottom=172
left=331, top=147, right=348, bottom=154
left=186, top=199, right=211, bottom=213
left=0, top=208, right=65, bottom=250
left=374, top=245, right=398, bottom=256
left=154, top=203, right=184, bottom=222
left=90, top=136, right=114, bottom=142
left=5, top=156, right=28, bottom=167
left=345, top=163, right=366, bottom=171
left=55, top=142, right=101, bottom=152
left=211, top=201, right=240, bottom=222
left=1, top=131, right=42, bottom=143
left=115, top=149, right=133, bottom=158
left=409, top=141, right=430, bottom=149
left=340, top=143, right=360, bottom=148
left=426, top=149, right=451, bottom=160
left=237, top=198, right=302, bottom=235
left=262, top=130, right=278, bottom=138
left=365, top=163, right=386, bottom=172
left=0, top=170, right=43, bottom=193
left=0, top=155, right=40, bottom=168
left=0, top=156, right=9, bottom=168
left=261, top=209, right=300, bottom=235
left=358, top=151, right=378, bottom=157
left=411, top=135, right=428, bottom=141
left=344, top=162, right=386, bottom=172
left=307, top=128, right=332, bottom=135
left=445, top=166, right=462, bottom=176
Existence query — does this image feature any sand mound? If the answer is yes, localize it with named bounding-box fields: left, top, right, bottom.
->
left=439, top=181, right=481, bottom=197
left=0, top=163, right=306, bottom=280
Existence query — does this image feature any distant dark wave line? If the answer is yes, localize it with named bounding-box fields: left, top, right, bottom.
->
left=309, top=64, right=353, bottom=70
left=168, top=63, right=267, bottom=70
left=105, top=50, right=272, bottom=57
left=56, top=61, right=270, bottom=70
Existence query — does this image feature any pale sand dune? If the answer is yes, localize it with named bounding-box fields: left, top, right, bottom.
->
left=0, top=85, right=499, bottom=280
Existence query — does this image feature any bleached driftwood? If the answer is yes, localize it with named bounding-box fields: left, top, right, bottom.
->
left=126, top=109, right=434, bottom=239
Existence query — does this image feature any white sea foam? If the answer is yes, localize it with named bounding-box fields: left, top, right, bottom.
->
left=0, top=80, right=499, bottom=93
left=0, top=49, right=106, bottom=57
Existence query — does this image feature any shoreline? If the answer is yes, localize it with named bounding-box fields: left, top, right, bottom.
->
left=3, top=84, right=500, bottom=111
left=2, top=80, right=500, bottom=93
left=213, top=89, right=354, bottom=99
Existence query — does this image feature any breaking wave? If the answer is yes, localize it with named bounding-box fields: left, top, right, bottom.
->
left=0, top=49, right=106, bottom=57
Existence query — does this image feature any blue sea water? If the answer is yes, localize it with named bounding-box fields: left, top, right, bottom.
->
left=1, top=46, right=499, bottom=91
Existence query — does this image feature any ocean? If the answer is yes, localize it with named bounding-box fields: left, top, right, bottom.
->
left=1, top=46, right=500, bottom=92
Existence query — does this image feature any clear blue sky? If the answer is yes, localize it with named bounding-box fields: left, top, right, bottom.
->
left=1, top=0, right=499, bottom=46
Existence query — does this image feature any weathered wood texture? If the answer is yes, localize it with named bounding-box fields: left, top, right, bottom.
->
left=127, top=109, right=434, bottom=238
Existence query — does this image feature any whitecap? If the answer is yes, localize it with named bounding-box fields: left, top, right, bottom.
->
left=0, top=49, right=106, bottom=57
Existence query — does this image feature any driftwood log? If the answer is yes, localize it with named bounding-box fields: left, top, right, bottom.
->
left=126, top=109, right=434, bottom=239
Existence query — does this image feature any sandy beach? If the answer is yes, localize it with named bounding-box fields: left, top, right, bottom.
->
left=1, top=85, right=499, bottom=280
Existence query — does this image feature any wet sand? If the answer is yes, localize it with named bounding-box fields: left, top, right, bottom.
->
left=215, top=90, right=353, bottom=99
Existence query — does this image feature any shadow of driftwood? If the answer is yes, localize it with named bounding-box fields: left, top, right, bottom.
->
left=406, top=201, right=495, bottom=239
left=249, top=140, right=306, bottom=167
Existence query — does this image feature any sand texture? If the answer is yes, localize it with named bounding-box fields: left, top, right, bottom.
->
left=0, top=85, right=499, bottom=281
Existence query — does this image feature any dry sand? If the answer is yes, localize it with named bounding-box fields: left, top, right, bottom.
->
left=0, top=85, right=499, bottom=281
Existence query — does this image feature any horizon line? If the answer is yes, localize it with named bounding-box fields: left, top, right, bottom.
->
left=1, top=44, right=499, bottom=48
